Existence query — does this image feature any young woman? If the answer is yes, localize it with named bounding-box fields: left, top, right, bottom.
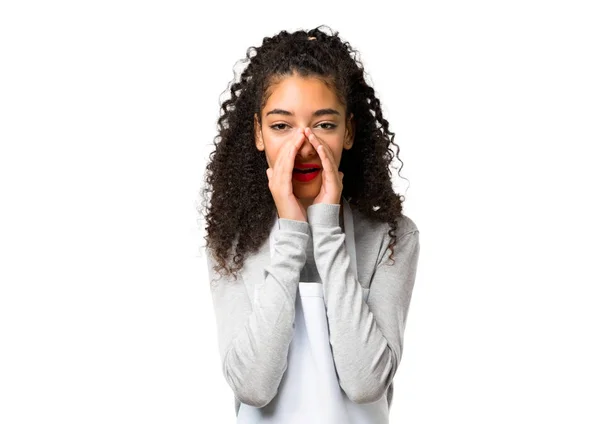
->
left=201, top=25, right=421, bottom=423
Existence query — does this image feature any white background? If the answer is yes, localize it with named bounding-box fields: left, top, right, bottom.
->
left=1, top=0, right=599, bottom=423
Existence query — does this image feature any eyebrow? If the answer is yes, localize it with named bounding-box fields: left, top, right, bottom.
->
left=265, top=108, right=341, bottom=118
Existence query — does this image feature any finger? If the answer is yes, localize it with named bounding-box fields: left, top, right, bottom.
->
left=306, top=129, right=336, bottom=187
left=311, top=141, right=328, bottom=189
left=275, top=128, right=305, bottom=185
left=273, top=129, right=296, bottom=176
left=305, top=128, right=336, bottom=168
left=319, top=144, right=332, bottom=189
left=284, top=128, right=306, bottom=180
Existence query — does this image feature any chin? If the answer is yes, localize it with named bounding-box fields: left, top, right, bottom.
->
left=294, top=193, right=317, bottom=202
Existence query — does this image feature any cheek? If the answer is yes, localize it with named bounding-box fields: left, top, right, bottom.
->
left=264, top=142, right=283, bottom=168
left=324, top=141, right=344, bottom=164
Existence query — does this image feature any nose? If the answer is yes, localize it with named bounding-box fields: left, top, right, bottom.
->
left=296, top=130, right=318, bottom=158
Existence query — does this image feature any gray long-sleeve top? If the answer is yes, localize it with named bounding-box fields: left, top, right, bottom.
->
left=206, top=201, right=420, bottom=416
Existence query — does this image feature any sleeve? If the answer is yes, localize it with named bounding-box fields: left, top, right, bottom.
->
left=307, top=203, right=420, bottom=404
left=207, top=218, right=310, bottom=408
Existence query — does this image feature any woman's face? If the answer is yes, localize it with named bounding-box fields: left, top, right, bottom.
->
left=254, top=74, right=354, bottom=205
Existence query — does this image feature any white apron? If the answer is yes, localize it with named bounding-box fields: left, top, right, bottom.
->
left=236, top=197, right=389, bottom=424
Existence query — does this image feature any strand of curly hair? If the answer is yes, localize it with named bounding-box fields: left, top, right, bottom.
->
left=198, top=25, right=410, bottom=283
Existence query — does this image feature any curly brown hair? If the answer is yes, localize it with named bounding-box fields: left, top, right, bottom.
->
left=198, top=25, right=410, bottom=282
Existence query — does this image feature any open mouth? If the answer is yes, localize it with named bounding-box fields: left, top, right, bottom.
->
left=292, top=168, right=321, bottom=182
left=293, top=168, right=321, bottom=174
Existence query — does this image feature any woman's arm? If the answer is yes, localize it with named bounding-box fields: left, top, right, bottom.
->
left=207, top=218, right=309, bottom=408
left=307, top=203, right=420, bottom=404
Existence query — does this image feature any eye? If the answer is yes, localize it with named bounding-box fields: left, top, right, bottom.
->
left=269, top=123, right=290, bottom=131
left=317, top=122, right=337, bottom=130
left=269, top=122, right=337, bottom=131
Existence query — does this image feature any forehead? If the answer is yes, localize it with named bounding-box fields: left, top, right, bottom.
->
left=263, top=75, right=341, bottom=115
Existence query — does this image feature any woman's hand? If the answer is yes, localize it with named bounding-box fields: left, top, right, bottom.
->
left=304, top=127, right=344, bottom=206
left=266, top=128, right=309, bottom=222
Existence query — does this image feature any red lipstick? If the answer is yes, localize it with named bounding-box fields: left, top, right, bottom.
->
left=293, top=163, right=321, bottom=169
left=293, top=163, right=322, bottom=182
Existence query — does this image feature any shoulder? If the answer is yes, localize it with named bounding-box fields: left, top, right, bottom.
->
left=396, top=213, right=419, bottom=237
left=353, top=207, right=418, bottom=240
left=352, top=208, right=419, bottom=264
left=351, top=208, right=419, bottom=285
